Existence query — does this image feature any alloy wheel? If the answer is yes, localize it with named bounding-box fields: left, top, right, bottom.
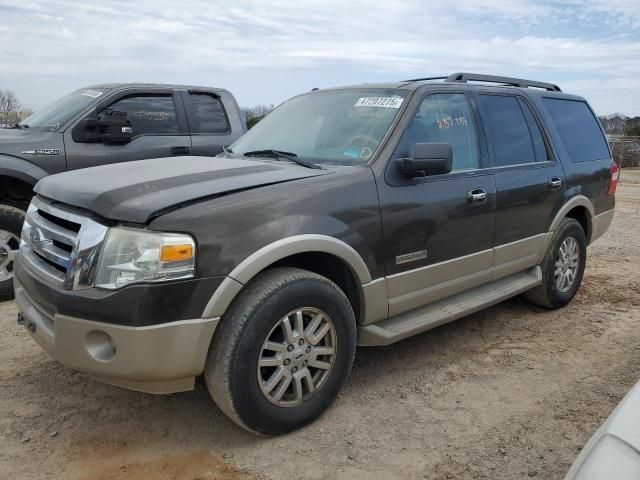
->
left=554, top=236, right=580, bottom=293
left=257, top=307, right=337, bottom=407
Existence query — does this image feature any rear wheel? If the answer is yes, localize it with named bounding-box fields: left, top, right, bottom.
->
left=204, top=267, right=356, bottom=435
left=0, top=204, right=24, bottom=301
left=524, top=218, right=586, bottom=309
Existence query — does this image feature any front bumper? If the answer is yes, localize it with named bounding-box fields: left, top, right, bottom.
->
left=14, top=260, right=220, bottom=394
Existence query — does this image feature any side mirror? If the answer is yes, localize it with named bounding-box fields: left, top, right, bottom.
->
left=395, top=143, right=452, bottom=177
left=72, top=112, right=133, bottom=145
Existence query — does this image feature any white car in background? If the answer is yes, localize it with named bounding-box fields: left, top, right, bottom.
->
left=565, top=381, right=640, bottom=479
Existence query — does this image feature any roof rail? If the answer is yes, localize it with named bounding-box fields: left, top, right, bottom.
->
left=402, top=76, right=448, bottom=82
left=446, top=72, right=561, bottom=92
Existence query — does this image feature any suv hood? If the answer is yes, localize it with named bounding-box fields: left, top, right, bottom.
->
left=35, top=156, right=330, bottom=223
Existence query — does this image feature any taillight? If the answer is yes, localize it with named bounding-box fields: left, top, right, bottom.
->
left=608, top=163, right=619, bottom=195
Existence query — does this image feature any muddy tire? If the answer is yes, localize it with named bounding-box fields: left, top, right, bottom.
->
left=204, top=267, right=356, bottom=435
left=524, top=218, right=587, bottom=309
left=0, top=204, right=25, bottom=301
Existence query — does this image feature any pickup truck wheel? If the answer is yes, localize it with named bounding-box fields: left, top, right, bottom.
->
left=204, top=267, right=356, bottom=435
left=0, top=205, right=24, bottom=301
left=524, top=218, right=586, bottom=309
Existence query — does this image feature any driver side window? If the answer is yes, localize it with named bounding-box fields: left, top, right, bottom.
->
left=100, top=95, right=179, bottom=136
left=399, top=93, right=479, bottom=171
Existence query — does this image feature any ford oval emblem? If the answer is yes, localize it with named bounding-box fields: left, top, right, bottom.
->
left=29, top=227, right=41, bottom=245
left=29, top=227, right=52, bottom=249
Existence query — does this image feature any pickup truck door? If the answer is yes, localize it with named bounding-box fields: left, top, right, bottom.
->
left=64, top=89, right=191, bottom=171
left=474, top=93, right=566, bottom=281
left=377, top=92, right=496, bottom=317
left=181, top=91, right=242, bottom=156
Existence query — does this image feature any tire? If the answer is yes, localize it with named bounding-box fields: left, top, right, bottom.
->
left=204, top=267, right=356, bottom=435
left=0, top=204, right=25, bottom=301
left=523, top=218, right=587, bottom=309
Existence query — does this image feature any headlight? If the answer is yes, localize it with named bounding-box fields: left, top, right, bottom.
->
left=95, top=227, right=195, bottom=289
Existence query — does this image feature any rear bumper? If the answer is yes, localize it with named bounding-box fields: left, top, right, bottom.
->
left=14, top=276, right=219, bottom=394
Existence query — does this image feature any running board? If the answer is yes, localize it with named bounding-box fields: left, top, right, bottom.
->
left=357, top=266, right=542, bottom=346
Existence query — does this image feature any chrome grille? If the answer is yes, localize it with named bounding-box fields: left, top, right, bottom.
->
left=20, top=197, right=109, bottom=290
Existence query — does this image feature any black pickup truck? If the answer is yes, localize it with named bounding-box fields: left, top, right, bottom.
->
left=15, top=73, right=616, bottom=435
left=0, top=83, right=246, bottom=298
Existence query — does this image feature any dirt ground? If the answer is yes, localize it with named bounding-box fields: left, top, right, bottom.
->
left=1, top=171, right=639, bottom=480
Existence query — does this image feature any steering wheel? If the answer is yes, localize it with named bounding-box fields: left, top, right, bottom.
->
left=343, top=134, right=378, bottom=160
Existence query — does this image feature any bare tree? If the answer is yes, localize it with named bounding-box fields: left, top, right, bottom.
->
left=0, top=91, right=5, bottom=127
left=0, top=89, right=22, bottom=127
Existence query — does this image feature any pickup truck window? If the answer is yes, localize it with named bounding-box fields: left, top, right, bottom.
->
left=478, top=94, right=537, bottom=167
left=21, top=88, right=109, bottom=131
left=230, top=89, right=408, bottom=166
left=542, top=98, right=610, bottom=162
left=398, top=93, right=479, bottom=171
left=189, top=93, right=229, bottom=134
left=101, top=95, right=179, bottom=135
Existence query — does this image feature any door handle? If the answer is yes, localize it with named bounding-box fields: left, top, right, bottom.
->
left=170, top=146, right=190, bottom=155
left=467, top=188, right=487, bottom=204
left=548, top=177, right=562, bottom=189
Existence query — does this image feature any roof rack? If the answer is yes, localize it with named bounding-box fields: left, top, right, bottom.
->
left=446, top=72, right=562, bottom=92
left=402, top=76, right=448, bottom=82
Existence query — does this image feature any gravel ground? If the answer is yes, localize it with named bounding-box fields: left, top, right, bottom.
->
left=1, top=172, right=639, bottom=480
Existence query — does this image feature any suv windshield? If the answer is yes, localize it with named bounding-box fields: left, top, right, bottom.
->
left=21, top=88, right=109, bottom=131
left=231, top=89, right=409, bottom=166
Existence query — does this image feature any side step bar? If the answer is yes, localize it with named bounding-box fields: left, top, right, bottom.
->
left=357, top=266, right=542, bottom=346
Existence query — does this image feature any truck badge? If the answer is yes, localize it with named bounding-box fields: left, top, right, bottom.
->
left=21, top=149, right=61, bottom=156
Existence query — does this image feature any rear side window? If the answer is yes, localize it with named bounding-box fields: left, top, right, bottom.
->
left=518, top=98, right=549, bottom=161
left=189, top=93, right=230, bottom=134
left=102, top=95, right=179, bottom=135
left=542, top=98, right=610, bottom=162
left=478, top=95, right=536, bottom=167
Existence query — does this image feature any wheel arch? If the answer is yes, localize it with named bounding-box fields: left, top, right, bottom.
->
left=0, top=156, right=48, bottom=207
left=201, top=235, right=384, bottom=324
left=549, top=195, right=595, bottom=244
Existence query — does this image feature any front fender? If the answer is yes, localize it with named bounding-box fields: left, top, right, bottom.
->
left=201, top=234, right=375, bottom=319
left=0, top=154, right=49, bottom=186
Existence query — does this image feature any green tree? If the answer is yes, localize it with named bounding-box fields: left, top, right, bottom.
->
left=241, top=104, right=274, bottom=129
left=625, top=116, right=640, bottom=136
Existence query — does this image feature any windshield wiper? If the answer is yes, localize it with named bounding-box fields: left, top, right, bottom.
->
left=243, top=149, right=321, bottom=169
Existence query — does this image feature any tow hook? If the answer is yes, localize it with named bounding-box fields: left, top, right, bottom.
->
left=17, top=313, right=36, bottom=333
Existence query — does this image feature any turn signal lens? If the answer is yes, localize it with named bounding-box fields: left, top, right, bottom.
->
left=160, top=244, right=194, bottom=262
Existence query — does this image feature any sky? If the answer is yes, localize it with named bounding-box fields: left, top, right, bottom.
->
left=1, top=0, right=639, bottom=116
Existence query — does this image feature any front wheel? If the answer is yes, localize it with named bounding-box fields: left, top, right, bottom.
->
left=524, top=218, right=587, bottom=309
left=204, top=267, right=356, bottom=435
left=0, top=204, right=25, bottom=301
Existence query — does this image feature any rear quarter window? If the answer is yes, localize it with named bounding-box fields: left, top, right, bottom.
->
left=542, top=98, right=610, bottom=162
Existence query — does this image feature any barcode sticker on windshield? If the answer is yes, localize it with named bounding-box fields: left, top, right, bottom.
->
left=81, top=89, right=104, bottom=98
left=355, top=97, right=404, bottom=109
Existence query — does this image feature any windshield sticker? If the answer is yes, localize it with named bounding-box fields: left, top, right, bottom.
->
left=81, top=89, right=104, bottom=99
left=354, top=97, right=404, bottom=109
left=343, top=146, right=360, bottom=159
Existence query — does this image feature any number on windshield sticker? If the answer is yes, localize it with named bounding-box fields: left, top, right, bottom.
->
left=354, top=97, right=404, bottom=109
